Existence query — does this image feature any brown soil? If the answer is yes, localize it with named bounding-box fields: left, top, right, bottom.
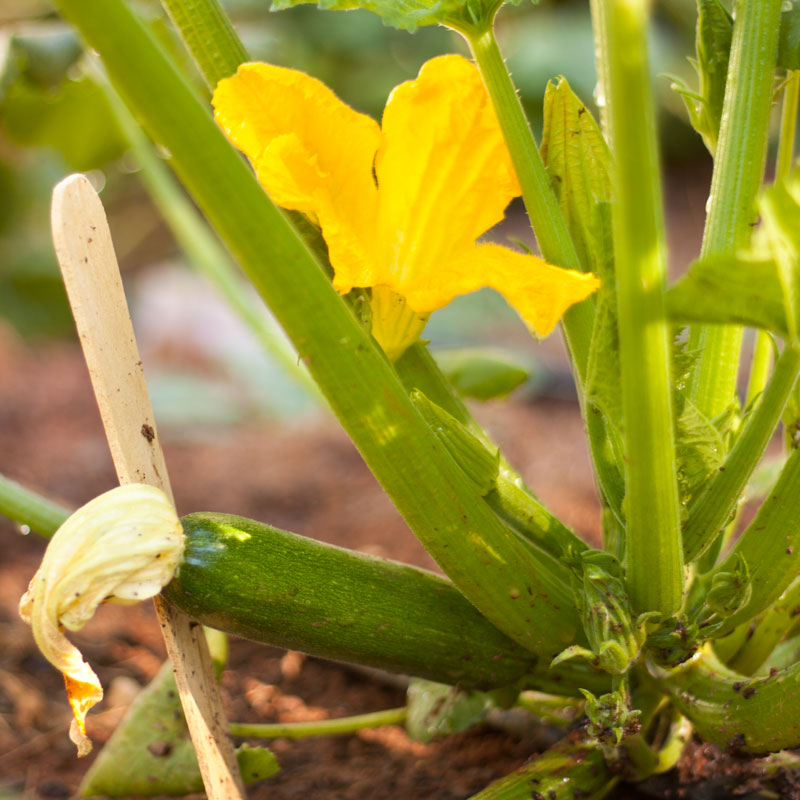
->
left=0, top=333, right=790, bottom=799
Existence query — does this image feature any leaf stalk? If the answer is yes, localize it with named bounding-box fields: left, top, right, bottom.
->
left=602, top=0, right=683, bottom=615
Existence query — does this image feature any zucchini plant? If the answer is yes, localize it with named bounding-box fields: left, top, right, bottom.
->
left=6, top=0, right=800, bottom=796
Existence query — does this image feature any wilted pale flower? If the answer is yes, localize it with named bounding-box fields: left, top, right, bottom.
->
left=19, top=484, right=184, bottom=756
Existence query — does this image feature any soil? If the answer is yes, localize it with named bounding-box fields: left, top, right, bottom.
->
left=0, top=332, right=792, bottom=799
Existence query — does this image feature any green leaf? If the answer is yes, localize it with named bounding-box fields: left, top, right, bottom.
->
left=673, top=391, right=726, bottom=511
left=0, top=75, right=126, bottom=171
left=0, top=28, right=82, bottom=93
left=585, top=283, right=622, bottom=430
left=433, top=347, right=530, bottom=401
left=540, top=78, right=612, bottom=274
left=405, top=679, right=502, bottom=742
left=666, top=254, right=789, bottom=336
left=270, top=0, right=510, bottom=33
left=80, top=661, right=278, bottom=796
left=671, top=0, right=732, bottom=154
left=778, top=0, right=800, bottom=70
left=668, top=171, right=800, bottom=340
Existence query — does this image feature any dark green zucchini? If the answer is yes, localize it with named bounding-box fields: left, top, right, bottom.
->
left=164, top=513, right=537, bottom=689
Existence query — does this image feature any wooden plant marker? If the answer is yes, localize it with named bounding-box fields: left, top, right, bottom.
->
left=51, top=174, right=246, bottom=799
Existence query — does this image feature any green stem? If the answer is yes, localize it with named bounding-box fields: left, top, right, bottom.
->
left=160, top=0, right=247, bottom=87
left=54, top=0, right=581, bottom=655
left=710, top=444, right=800, bottom=637
left=603, top=0, right=682, bottom=615
left=515, top=691, right=583, bottom=727
left=409, top=387, right=588, bottom=561
left=776, top=71, right=800, bottom=181
left=744, top=72, right=799, bottom=412
left=467, top=27, right=593, bottom=383
left=230, top=707, right=407, bottom=739
left=683, top=345, right=800, bottom=563
left=466, top=736, right=615, bottom=800
left=588, top=0, right=611, bottom=142
left=93, top=61, right=322, bottom=402
left=728, top=580, right=800, bottom=676
left=687, top=0, right=783, bottom=419
left=746, top=332, right=775, bottom=407
left=485, top=478, right=588, bottom=560
left=394, top=343, right=473, bottom=425
left=660, top=643, right=800, bottom=753
left=467, top=24, right=627, bottom=527
left=0, top=474, right=69, bottom=538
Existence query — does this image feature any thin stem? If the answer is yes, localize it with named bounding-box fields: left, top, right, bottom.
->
left=588, top=0, right=611, bottom=141
left=160, top=0, right=247, bottom=87
left=729, top=580, right=800, bottom=676
left=230, top=707, right=407, bottom=739
left=744, top=72, right=799, bottom=409
left=746, top=332, right=774, bottom=407
left=485, top=478, right=588, bottom=560
left=776, top=71, right=800, bottom=181
left=684, top=345, right=800, bottom=563
left=468, top=24, right=627, bottom=525
left=0, top=474, right=69, bottom=538
left=603, top=0, right=683, bottom=615
left=687, top=0, right=783, bottom=419
left=515, top=691, right=583, bottom=727
left=710, top=444, right=800, bottom=637
left=467, top=27, right=593, bottom=383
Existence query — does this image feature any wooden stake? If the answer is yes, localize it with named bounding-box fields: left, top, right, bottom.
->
left=51, top=173, right=246, bottom=799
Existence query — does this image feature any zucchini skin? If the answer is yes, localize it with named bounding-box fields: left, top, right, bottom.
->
left=164, top=513, right=537, bottom=689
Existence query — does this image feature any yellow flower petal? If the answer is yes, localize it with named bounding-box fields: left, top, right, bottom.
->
left=213, top=63, right=381, bottom=291
left=372, top=55, right=520, bottom=289
left=400, top=243, right=600, bottom=337
left=19, top=484, right=184, bottom=756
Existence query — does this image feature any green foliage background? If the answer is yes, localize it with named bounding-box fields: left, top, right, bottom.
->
left=0, top=0, right=700, bottom=340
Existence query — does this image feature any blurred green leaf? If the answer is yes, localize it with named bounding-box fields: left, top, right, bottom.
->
left=406, top=679, right=500, bottom=743
left=0, top=156, right=75, bottom=337
left=80, top=661, right=278, bottom=797
left=1, top=28, right=82, bottom=93
left=269, top=0, right=534, bottom=33
left=1, top=75, right=126, bottom=170
left=433, top=347, right=530, bottom=401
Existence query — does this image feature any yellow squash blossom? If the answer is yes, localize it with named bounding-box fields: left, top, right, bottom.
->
left=19, top=484, right=184, bottom=756
left=213, top=54, right=599, bottom=359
